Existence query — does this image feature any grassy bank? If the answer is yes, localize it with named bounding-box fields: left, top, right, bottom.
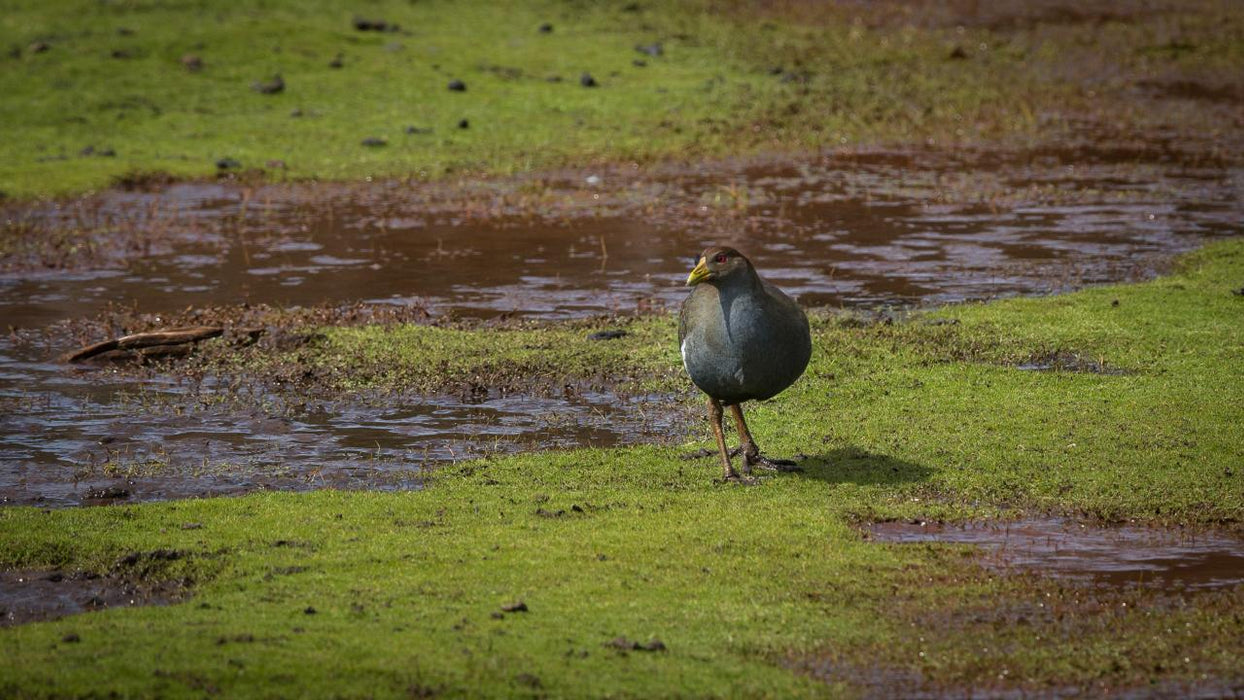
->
left=3, top=0, right=1241, bottom=198
left=1, top=241, right=1241, bottom=696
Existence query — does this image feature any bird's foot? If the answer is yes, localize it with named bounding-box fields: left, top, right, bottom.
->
left=744, top=454, right=803, bottom=472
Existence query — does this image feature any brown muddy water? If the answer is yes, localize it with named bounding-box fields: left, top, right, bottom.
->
left=866, top=518, right=1244, bottom=591
left=2, top=150, right=1242, bottom=505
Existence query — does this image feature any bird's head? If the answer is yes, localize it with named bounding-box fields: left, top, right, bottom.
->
left=686, top=246, right=750, bottom=286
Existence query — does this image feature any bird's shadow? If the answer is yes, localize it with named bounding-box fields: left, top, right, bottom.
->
left=789, top=447, right=932, bottom=486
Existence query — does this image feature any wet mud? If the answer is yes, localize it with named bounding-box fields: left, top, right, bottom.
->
left=0, top=563, right=191, bottom=627
left=865, top=517, right=1244, bottom=591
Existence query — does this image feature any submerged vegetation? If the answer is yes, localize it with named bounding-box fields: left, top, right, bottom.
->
left=1, top=241, right=1240, bottom=696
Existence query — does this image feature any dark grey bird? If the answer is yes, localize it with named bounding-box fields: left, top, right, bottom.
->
left=678, top=246, right=811, bottom=481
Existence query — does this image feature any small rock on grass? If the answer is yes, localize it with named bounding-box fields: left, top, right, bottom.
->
left=360, top=137, right=387, bottom=147
left=457, top=118, right=469, bottom=129
left=635, top=42, right=662, bottom=57
left=500, top=601, right=528, bottom=613
left=328, top=53, right=343, bottom=68
left=252, top=74, right=284, bottom=94
left=606, top=636, right=667, bottom=652
left=538, top=23, right=553, bottom=33
left=405, top=125, right=432, bottom=135
left=580, top=72, right=598, bottom=88
left=447, top=79, right=466, bottom=92
left=587, top=329, right=626, bottom=340
left=215, top=157, right=241, bottom=170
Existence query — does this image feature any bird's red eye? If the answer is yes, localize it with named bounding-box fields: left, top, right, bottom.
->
left=714, top=253, right=728, bottom=263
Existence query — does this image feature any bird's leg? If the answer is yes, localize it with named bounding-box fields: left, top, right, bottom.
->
left=708, top=398, right=746, bottom=482
left=729, top=403, right=801, bottom=472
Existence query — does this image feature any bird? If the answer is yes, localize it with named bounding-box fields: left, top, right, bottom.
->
left=678, top=246, right=811, bottom=482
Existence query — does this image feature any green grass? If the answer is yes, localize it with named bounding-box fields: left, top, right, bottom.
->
left=4, top=0, right=1241, bottom=199
left=1, top=241, right=1241, bottom=696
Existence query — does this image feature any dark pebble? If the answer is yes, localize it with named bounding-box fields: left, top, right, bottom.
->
left=641, top=639, right=667, bottom=652
left=635, top=42, right=662, bottom=57
left=949, top=45, right=969, bottom=60
left=79, top=145, right=95, bottom=157
left=580, top=72, right=598, bottom=88
left=1231, top=287, right=1244, bottom=296
left=361, top=137, right=387, bottom=147
left=1111, top=299, right=1120, bottom=307
left=252, top=74, right=284, bottom=95
left=352, top=16, right=395, bottom=32
left=538, top=23, right=553, bottom=33
left=215, top=157, right=241, bottom=170
left=457, top=118, right=469, bottom=129
left=62, top=633, right=81, bottom=643
left=588, top=329, right=627, bottom=341
left=500, top=601, right=528, bottom=613
left=632, top=59, right=647, bottom=68
left=328, top=54, right=344, bottom=69
left=448, top=79, right=466, bottom=92
left=304, top=606, right=317, bottom=614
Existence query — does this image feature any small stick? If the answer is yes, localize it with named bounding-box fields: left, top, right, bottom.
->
left=62, top=326, right=224, bottom=363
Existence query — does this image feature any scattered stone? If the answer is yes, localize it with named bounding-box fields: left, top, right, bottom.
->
left=215, top=157, right=241, bottom=170
left=29, top=41, right=50, bottom=54
left=361, top=137, right=387, bottom=147
left=352, top=16, right=396, bottom=32
left=500, top=601, right=528, bottom=613
left=328, top=53, right=344, bottom=69
left=632, top=59, right=647, bottom=68
left=635, top=42, right=662, bottom=57
left=303, top=606, right=317, bottom=614
left=538, top=23, right=553, bottom=33
left=515, top=674, right=541, bottom=689
left=181, top=54, right=203, bottom=72
left=61, top=633, right=81, bottom=643
left=1111, top=299, right=1120, bottom=307
left=457, top=118, right=469, bottom=129
left=606, top=636, right=667, bottom=652
left=252, top=74, right=284, bottom=94
left=447, top=79, right=466, bottom=92
left=580, top=72, right=598, bottom=88
left=949, top=45, right=969, bottom=60
left=587, top=329, right=626, bottom=340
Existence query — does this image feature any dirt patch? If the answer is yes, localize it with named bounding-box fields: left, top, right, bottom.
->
left=1013, top=351, right=1132, bottom=375
left=0, top=563, right=193, bottom=627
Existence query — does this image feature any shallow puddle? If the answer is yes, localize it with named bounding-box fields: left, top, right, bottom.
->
left=2, top=149, right=1242, bottom=505
left=0, top=347, right=682, bottom=506
left=866, top=518, right=1244, bottom=591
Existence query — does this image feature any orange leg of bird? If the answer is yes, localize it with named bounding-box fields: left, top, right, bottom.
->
left=729, top=403, right=801, bottom=473
left=707, top=398, right=740, bottom=481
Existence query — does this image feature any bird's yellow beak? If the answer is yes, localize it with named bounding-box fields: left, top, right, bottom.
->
left=686, top=257, right=713, bottom=286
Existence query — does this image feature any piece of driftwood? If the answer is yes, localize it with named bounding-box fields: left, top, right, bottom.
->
left=62, top=326, right=224, bottom=363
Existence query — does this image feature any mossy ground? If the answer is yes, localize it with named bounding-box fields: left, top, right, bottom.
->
left=2, top=242, right=1241, bottom=697
left=3, top=0, right=1241, bottom=199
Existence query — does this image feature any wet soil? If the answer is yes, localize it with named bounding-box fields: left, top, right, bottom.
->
left=2, top=142, right=1241, bottom=506
left=0, top=565, right=190, bottom=627
left=865, top=517, right=1244, bottom=591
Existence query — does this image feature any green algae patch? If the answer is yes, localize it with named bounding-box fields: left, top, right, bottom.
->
left=1, top=242, right=1242, bottom=695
